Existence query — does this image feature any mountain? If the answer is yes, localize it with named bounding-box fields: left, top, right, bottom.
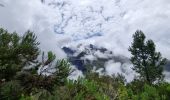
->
left=62, top=44, right=130, bottom=73
left=62, top=43, right=170, bottom=75
left=165, top=60, right=170, bottom=72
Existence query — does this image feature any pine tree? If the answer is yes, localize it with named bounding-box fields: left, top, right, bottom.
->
left=129, top=30, right=167, bottom=84
left=0, top=28, right=40, bottom=81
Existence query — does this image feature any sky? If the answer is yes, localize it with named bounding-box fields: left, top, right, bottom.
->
left=0, top=0, right=170, bottom=81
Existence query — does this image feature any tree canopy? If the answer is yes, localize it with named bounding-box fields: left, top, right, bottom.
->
left=129, top=30, right=167, bottom=84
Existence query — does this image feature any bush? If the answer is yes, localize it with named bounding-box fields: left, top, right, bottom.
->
left=0, top=81, right=22, bottom=100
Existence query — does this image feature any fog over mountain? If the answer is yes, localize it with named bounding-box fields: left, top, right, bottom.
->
left=63, top=44, right=135, bottom=82
left=0, top=0, right=170, bottom=81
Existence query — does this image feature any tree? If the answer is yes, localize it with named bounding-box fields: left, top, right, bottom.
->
left=0, top=80, right=22, bottom=100
left=0, top=28, right=40, bottom=81
left=129, top=30, right=167, bottom=84
left=0, top=28, right=72, bottom=98
left=16, top=51, right=71, bottom=94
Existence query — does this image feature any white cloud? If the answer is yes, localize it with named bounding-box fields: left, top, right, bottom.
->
left=1, top=0, right=169, bottom=59
left=105, top=61, right=122, bottom=75
left=43, top=0, right=170, bottom=59
left=164, top=71, right=170, bottom=82
left=105, top=60, right=135, bottom=82
left=0, top=0, right=68, bottom=59
left=68, top=65, right=84, bottom=80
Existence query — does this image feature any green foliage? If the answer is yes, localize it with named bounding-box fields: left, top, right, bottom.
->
left=141, top=84, right=160, bottom=100
left=47, top=51, right=56, bottom=62
left=0, top=80, right=22, bottom=100
left=129, top=30, right=167, bottom=84
left=126, top=78, right=145, bottom=94
left=132, top=84, right=160, bottom=100
left=117, top=83, right=129, bottom=100
left=0, top=28, right=40, bottom=81
left=20, top=30, right=40, bottom=64
left=31, top=89, right=52, bottom=100
left=0, top=28, right=72, bottom=99
left=19, top=94, right=33, bottom=100
left=15, top=58, right=71, bottom=95
left=156, top=82, right=170, bottom=99
left=85, top=72, right=126, bottom=99
left=54, top=59, right=71, bottom=85
left=52, top=78, right=110, bottom=100
left=0, top=28, right=170, bottom=100
left=126, top=81, right=170, bottom=100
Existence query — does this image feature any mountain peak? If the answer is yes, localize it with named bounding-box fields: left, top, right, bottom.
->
left=62, top=43, right=130, bottom=71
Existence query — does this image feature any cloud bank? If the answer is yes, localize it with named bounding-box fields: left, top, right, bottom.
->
left=45, top=0, right=170, bottom=59
left=0, top=0, right=67, bottom=59
left=1, top=0, right=169, bottom=58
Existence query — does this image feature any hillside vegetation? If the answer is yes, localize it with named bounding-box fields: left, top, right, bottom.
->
left=0, top=28, right=170, bottom=100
